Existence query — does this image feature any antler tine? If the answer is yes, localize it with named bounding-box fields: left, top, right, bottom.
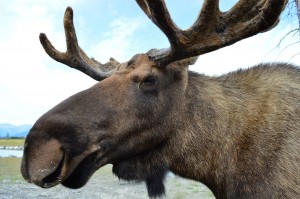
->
left=193, top=0, right=220, bottom=30
left=136, top=0, right=185, bottom=67
left=138, top=0, right=287, bottom=67
left=136, top=0, right=179, bottom=45
left=39, top=7, right=119, bottom=81
left=221, top=0, right=288, bottom=38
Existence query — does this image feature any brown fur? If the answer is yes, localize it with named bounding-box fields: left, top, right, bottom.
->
left=21, top=56, right=300, bottom=198
left=168, top=63, right=300, bottom=198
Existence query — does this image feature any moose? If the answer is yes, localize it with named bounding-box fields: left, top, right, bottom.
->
left=21, top=0, right=300, bottom=198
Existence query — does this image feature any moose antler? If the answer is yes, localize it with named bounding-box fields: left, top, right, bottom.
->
left=40, top=7, right=119, bottom=81
left=137, top=0, right=288, bottom=67
left=40, top=1, right=287, bottom=79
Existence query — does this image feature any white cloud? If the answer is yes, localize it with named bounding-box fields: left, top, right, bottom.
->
left=89, top=17, right=143, bottom=62
left=0, top=0, right=95, bottom=125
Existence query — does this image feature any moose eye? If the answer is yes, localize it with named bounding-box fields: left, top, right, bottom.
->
left=142, top=76, right=156, bottom=85
left=139, top=76, right=157, bottom=92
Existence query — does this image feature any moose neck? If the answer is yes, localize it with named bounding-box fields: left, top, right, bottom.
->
left=164, top=71, right=240, bottom=198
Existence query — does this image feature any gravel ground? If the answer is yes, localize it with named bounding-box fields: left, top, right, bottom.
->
left=0, top=165, right=215, bottom=199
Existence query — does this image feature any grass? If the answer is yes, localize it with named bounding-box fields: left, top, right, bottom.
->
left=0, top=157, right=23, bottom=182
left=0, top=139, right=25, bottom=182
left=0, top=139, right=25, bottom=147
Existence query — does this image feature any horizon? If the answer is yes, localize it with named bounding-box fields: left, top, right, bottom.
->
left=1, top=0, right=299, bottom=125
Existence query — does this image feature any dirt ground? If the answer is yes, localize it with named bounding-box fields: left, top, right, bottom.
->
left=0, top=164, right=215, bottom=199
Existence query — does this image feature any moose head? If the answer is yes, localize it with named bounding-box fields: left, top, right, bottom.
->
left=21, top=1, right=296, bottom=198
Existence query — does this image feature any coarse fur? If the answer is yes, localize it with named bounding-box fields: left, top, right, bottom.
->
left=21, top=58, right=300, bottom=198
left=114, top=62, right=300, bottom=198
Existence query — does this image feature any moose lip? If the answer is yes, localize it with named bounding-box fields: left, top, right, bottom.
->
left=38, top=150, right=103, bottom=189
left=40, top=152, right=65, bottom=188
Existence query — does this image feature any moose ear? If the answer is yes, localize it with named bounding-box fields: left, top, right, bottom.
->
left=169, top=56, right=199, bottom=70
left=174, top=56, right=199, bottom=67
left=147, top=48, right=198, bottom=68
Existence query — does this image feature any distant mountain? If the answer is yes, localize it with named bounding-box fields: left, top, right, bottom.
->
left=0, top=123, right=32, bottom=138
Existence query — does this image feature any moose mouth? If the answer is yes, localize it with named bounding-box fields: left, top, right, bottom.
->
left=41, top=151, right=99, bottom=189
left=38, top=154, right=94, bottom=189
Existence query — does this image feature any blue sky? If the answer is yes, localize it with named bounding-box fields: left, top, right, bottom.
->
left=0, top=0, right=299, bottom=125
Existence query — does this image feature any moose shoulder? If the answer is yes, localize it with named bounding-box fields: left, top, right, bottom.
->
left=21, top=0, right=300, bottom=198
